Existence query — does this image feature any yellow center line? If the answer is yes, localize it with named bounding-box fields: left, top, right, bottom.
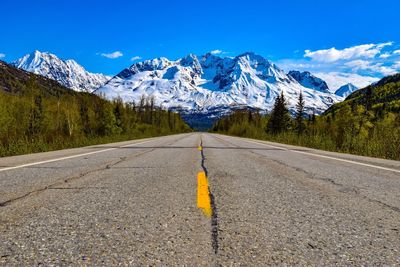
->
left=197, top=171, right=212, bottom=217
left=198, top=145, right=202, bottom=151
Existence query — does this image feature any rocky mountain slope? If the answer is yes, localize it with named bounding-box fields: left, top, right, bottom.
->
left=12, top=51, right=109, bottom=92
left=95, top=52, right=343, bottom=121
left=0, top=60, right=77, bottom=97
left=288, top=70, right=330, bottom=93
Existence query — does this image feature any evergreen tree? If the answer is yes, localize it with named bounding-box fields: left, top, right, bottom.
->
left=267, top=92, right=291, bottom=134
left=311, top=111, right=316, bottom=124
left=27, top=95, right=44, bottom=139
left=365, top=86, right=373, bottom=111
left=295, top=91, right=305, bottom=135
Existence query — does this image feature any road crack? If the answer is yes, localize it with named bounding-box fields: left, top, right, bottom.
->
left=0, top=134, right=195, bottom=208
left=248, top=149, right=400, bottom=213
left=212, top=135, right=400, bottom=213
left=199, top=137, right=219, bottom=255
left=0, top=148, right=155, bottom=207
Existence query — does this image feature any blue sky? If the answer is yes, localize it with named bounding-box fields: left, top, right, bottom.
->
left=1, top=0, right=400, bottom=88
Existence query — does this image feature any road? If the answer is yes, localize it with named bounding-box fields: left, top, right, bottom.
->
left=0, top=133, right=399, bottom=266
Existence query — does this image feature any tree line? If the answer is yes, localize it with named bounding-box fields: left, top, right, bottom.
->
left=0, top=76, right=191, bottom=157
left=212, top=91, right=400, bottom=160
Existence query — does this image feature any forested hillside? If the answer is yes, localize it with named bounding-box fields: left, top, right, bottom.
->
left=0, top=61, right=191, bottom=156
left=326, top=73, right=400, bottom=115
left=212, top=74, right=400, bottom=160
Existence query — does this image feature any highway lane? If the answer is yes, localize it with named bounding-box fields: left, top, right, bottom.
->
left=0, top=133, right=399, bottom=265
left=204, top=134, right=400, bottom=265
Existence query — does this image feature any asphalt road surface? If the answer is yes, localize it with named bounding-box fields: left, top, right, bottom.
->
left=0, top=133, right=399, bottom=266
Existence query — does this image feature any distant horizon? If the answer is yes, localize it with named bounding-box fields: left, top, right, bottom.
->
left=2, top=0, right=400, bottom=88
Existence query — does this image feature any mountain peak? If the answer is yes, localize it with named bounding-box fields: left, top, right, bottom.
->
left=288, top=70, right=330, bottom=93
left=127, top=57, right=172, bottom=76
left=31, top=50, right=45, bottom=57
left=237, top=51, right=257, bottom=57
left=13, top=50, right=109, bottom=92
left=335, top=83, right=358, bottom=98
left=201, top=53, right=224, bottom=68
left=15, top=50, right=59, bottom=73
left=181, top=54, right=200, bottom=65
left=234, top=52, right=275, bottom=71
left=181, top=54, right=202, bottom=75
left=236, top=52, right=269, bottom=63
left=30, top=50, right=59, bottom=61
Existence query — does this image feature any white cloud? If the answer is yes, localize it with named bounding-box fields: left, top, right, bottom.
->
left=130, top=56, right=142, bottom=61
left=345, top=60, right=397, bottom=76
left=344, top=60, right=371, bottom=69
left=376, top=65, right=397, bottom=76
left=379, top=53, right=390, bottom=59
left=304, top=42, right=392, bottom=62
left=393, top=61, right=400, bottom=69
left=377, top=42, right=394, bottom=48
left=0, top=53, right=5, bottom=58
left=314, top=72, right=379, bottom=90
left=100, top=51, right=123, bottom=59
left=277, top=57, right=381, bottom=89
left=275, top=42, right=400, bottom=91
left=275, top=59, right=326, bottom=72
left=210, top=50, right=223, bottom=55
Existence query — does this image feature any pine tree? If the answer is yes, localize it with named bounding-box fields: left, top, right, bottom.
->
left=267, top=92, right=290, bottom=134
left=79, top=97, right=91, bottom=135
left=295, top=91, right=305, bottom=135
left=27, top=95, right=44, bottom=139
left=365, top=86, right=373, bottom=111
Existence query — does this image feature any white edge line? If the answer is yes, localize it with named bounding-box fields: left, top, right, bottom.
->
left=0, top=139, right=154, bottom=173
left=227, top=135, right=400, bottom=174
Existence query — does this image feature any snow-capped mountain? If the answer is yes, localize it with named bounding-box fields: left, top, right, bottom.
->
left=288, top=70, right=330, bottom=93
left=96, top=52, right=343, bottom=118
left=335, top=83, right=359, bottom=98
left=12, top=50, right=110, bottom=92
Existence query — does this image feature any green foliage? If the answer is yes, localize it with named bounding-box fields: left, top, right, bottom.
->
left=0, top=62, right=191, bottom=157
left=326, top=73, right=400, bottom=115
left=212, top=102, right=400, bottom=160
left=267, top=92, right=291, bottom=134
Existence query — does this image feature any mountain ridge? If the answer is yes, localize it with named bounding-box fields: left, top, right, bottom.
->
left=0, top=59, right=78, bottom=97
left=95, top=52, right=343, bottom=122
left=288, top=70, right=330, bottom=93
left=12, top=50, right=110, bottom=92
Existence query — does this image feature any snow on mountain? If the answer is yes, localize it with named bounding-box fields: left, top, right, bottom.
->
left=288, top=70, right=330, bottom=93
left=95, top=52, right=343, bottom=117
left=334, top=83, right=359, bottom=98
left=12, top=50, right=110, bottom=92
